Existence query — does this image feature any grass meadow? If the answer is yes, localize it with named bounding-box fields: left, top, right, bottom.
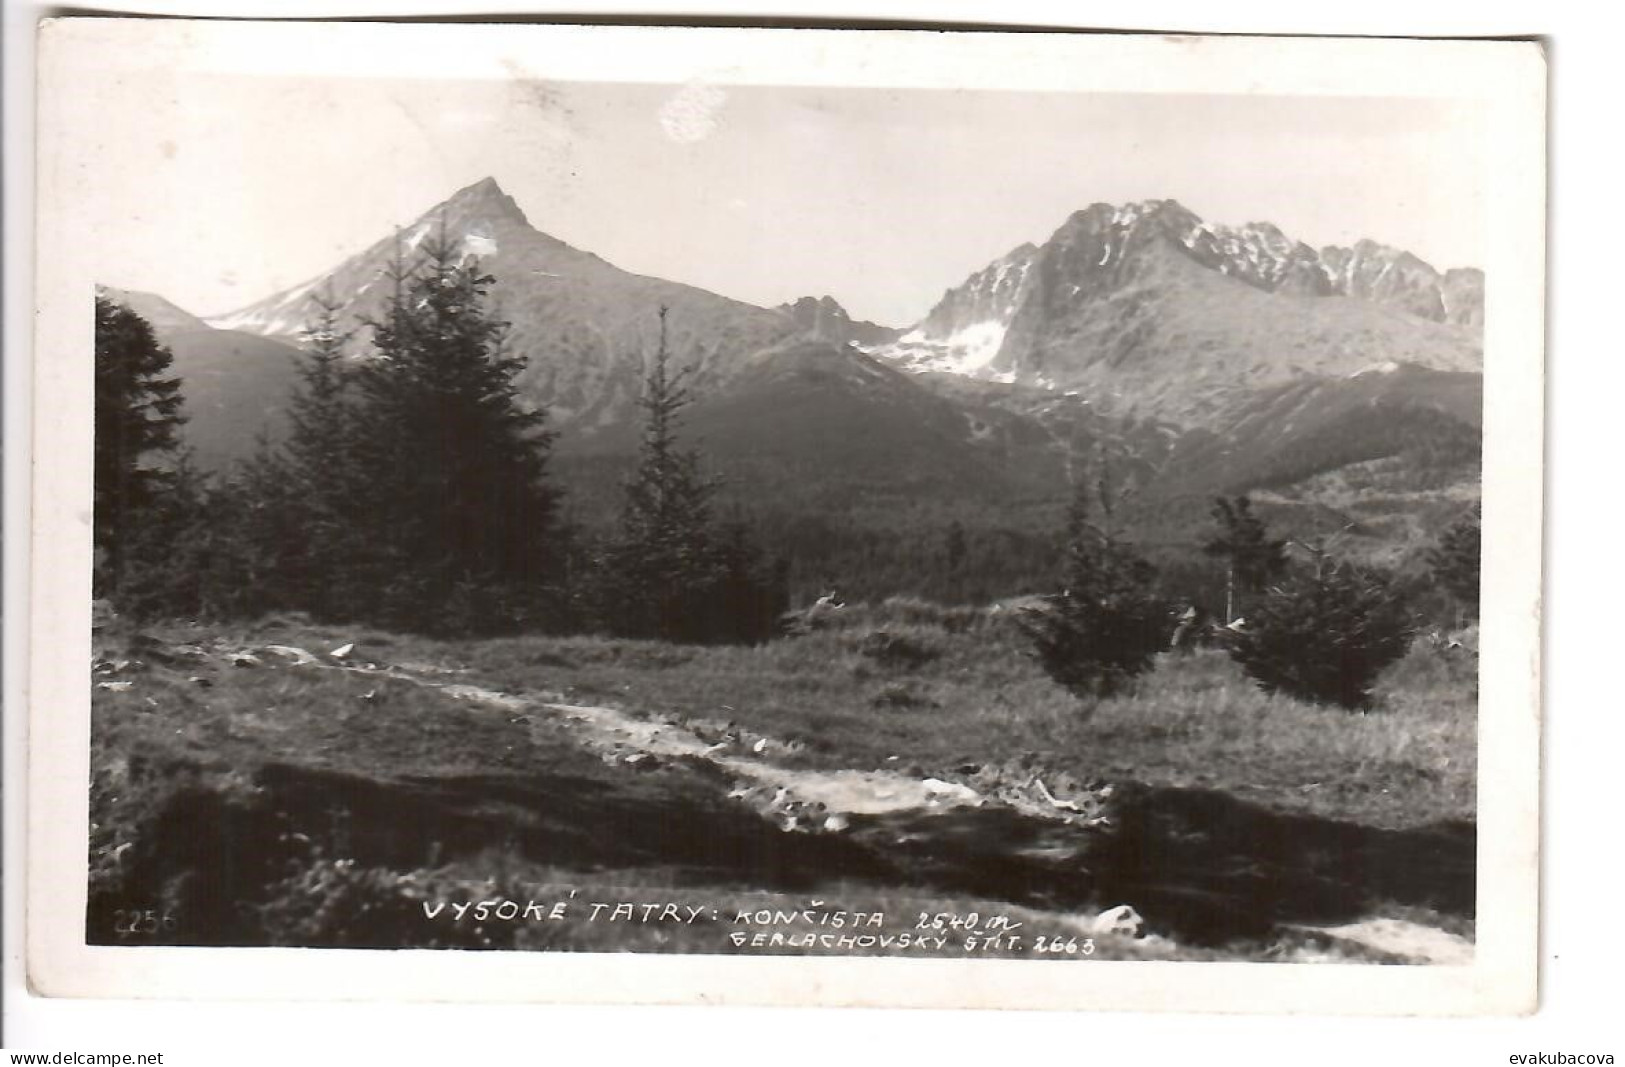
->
left=88, top=598, right=1477, bottom=958
left=234, top=598, right=1475, bottom=829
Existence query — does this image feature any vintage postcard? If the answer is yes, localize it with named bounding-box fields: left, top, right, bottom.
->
left=28, top=19, right=1544, bottom=1012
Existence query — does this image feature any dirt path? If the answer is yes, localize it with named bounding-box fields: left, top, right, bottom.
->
left=358, top=664, right=1015, bottom=828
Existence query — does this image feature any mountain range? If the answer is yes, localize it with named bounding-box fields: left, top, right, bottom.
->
left=871, top=200, right=1482, bottom=424
left=99, top=177, right=1484, bottom=593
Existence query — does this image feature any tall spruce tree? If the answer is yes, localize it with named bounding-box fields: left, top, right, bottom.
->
left=602, top=307, right=727, bottom=641
left=118, top=453, right=247, bottom=620
left=94, top=296, right=187, bottom=597
left=1202, top=495, right=1288, bottom=623
left=226, top=293, right=365, bottom=619
left=277, top=292, right=365, bottom=617
left=219, top=431, right=303, bottom=617
left=348, top=228, right=563, bottom=634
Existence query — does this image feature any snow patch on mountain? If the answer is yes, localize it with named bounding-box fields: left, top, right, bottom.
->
left=869, top=320, right=1011, bottom=378
left=463, top=230, right=499, bottom=257
left=205, top=279, right=324, bottom=337
left=864, top=197, right=1482, bottom=425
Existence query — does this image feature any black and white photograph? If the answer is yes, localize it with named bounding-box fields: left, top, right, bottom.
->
left=24, top=19, right=1544, bottom=1013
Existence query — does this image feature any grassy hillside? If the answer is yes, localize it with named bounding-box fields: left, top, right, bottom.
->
left=89, top=601, right=1477, bottom=959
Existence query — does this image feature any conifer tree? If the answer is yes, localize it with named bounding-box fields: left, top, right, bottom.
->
left=602, top=307, right=726, bottom=640
left=708, top=518, right=791, bottom=644
left=1226, top=548, right=1416, bottom=710
left=1202, top=495, right=1288, bottom=623
left=94, top=296, right=187, bottom=595
left=221, top=431, right=304, bottom=616
left=599, top=308, right=786, bottom=644
left=1019, top=461, right=1168, bottom=700
left=276, top=292, right=365, bottom=617
left=122, top=454, right=260, bottom=620
left=348, top=228, right=564, bottom=634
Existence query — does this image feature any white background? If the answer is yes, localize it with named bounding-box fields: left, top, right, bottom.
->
left=4, top=1, right=1616, bottom=1062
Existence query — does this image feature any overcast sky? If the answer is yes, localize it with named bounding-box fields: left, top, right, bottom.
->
left=83, top=73, right=1486, bottom=327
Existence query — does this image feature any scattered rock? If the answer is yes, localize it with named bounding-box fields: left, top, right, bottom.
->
left=1303, top=918, right=1474, bottom=965
left=920, top=778, right=980, bottom=806
left=330, top=642, right=355, bottom=660
left=263, top=645, right=319, bottom=666
left=188, top=676, right=212, bottom=688
left=96, top=681, right=134, bottom=692
left=94, top=657, right=146, bottom=675
left=954, top=761, right=1114, bottom=829
left=227, top=651, right=262, bottom=668
left=1089, top=904, right=1145, bottom=938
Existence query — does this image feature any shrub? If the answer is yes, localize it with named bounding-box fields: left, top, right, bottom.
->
left=1018, top=592, right=1169, bottom=700
left=1019, top=472, right=1169, bottom=700
left=1226, top=561, right=1417, bottom=709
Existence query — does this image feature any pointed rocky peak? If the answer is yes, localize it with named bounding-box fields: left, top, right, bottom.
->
left=781, top=294, right=848, bottom=320
left=1056, top=199, right=1197, bottom=235
left=910, top=239, right=1040, bottom=347
left=778, top=294, right=900, bottom=348
left=1322, top=238, right=1442, bottom=282
left=1319, top=240, right=1450, bottom=320
left=440, top=176, right=529, bottom=224
left=1040, top=200, right=1209, bottom=278
left=400, top=176, right=537, bottom=254
left=1059, top=202, right=1117, bottom=229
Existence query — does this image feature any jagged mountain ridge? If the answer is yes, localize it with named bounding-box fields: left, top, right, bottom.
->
left=104, top=178, right=1482, bottom=582
left=871, top=200, right=1483, bottom=424
left=776, top=295, right=901, bottom=349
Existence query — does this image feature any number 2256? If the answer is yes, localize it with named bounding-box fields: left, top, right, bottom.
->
left=113, top=909, right=177, bottom=936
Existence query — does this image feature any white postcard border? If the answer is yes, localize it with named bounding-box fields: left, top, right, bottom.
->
left=27, top=19, right=1545, bottom=1013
